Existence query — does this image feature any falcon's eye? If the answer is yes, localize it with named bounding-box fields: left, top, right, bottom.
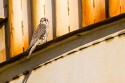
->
left=40, top=18, right=48, bottom=23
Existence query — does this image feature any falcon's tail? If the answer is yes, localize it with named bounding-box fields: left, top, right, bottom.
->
left=26, top=45, right=33, bottom=58
left=27, top=44, right=37, bottom=58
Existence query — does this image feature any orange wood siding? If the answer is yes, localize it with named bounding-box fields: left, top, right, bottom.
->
left=31, top=0, right=45, bottom=30
left=55, top=0, right=69, bottom=36
left=8, top=0, right=24, bottom=57
left=68, top=0, right=79, bottom=32
left=95, top=0, right=106, bottom=22
left=44, top=0, right=53, bottom=41
left=121, top=0, right=125, bottom=13
left=0, top=24, right=6, bottom=63
left=55, top=0, right=79, bottom=37
left=109, top=0, right=120, bottom=17
left=82, top=0, right=106, bottom=26
left=21, top=0, right=31, bottom=51
left=82, top=0, right=95, bottom=27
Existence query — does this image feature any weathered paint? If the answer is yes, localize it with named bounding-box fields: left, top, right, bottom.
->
left=0, top=24, right=6, bottom=63
left=31, top=0, right=45, bottom=30
left=82, top=0, right=95, bottom=26
left=109, top=0, right=120, bottom=17
left=56, top=0, right=79, bottom=36
left=121, top=0, right=125, bottom=13
left=8, top=0, right=24, bottom=57
left=68, top=0, right=79, bottom=32
left=82, top=0, right=106, bottom=26
left=21, top=0, right=31, bottom=51
left=44, top=0, right=53, bottom=41
left=94, top=0, right=106, bottom=22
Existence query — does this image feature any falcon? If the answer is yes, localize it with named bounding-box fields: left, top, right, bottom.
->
left=27, top=17, right=49, bottom=58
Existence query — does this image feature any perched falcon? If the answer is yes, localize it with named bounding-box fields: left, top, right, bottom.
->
left=27, top=17, right=49, bottom=58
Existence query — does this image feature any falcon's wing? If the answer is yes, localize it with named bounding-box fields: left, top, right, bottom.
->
left=29, top=24, right=46, bottom=49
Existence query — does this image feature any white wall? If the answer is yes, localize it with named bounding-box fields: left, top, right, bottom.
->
left=10, top=34, right=125, bottom=83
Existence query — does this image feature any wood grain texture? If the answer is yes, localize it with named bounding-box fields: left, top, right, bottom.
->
left=0, top=24, right=6, bottom=63
left=21, top=0, right=31, bottom=51
left=68, top=0, right=79, bottom=32
left=56, top=0, right=79, bottom=36
left=31, top=0, right=45, bottom=30
left=44, top=0, right=53, bottom=41
left=8, top=0, right=24, bottom=57
left=82, top=0, right=95, bottom=27
left=55, top=0, right=69, bottom=36
left=95, top=0, right=106, bottom=22
left=109, top=0, right=120, bottom=17
left=121, top=0, right=125, bottom=13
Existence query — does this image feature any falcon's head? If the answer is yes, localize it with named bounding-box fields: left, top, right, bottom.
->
left=40, top=17, right=49, bottom=25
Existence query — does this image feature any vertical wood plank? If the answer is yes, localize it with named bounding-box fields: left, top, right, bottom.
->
left=121, top=0, right=125, bottom=13
left=21, top=0, right=31, bottom=51
left=0, top=24, right=6, bottom=63
left=68, top=0, right=79, bottom=32
left=8, top=0, right=24, bottom=57
left=95, top=0, right=106, bottom=22
left=56, top=0, right=79, bottom=36
left=82, top=0, right=95, bottom=27
left=31, top=0, right=44, bottom=30
left=109, top=0, right=120, bottom=17
left=55, top=0, right=69, bottom=36
left=45, top=0, right=53, bottom=41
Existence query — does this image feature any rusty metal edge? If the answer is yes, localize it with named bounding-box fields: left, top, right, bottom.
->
left=0, top=13, right=125, bottom=68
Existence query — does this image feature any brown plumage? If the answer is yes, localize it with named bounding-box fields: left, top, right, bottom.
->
left=27, top=17, right=49, bottom=58
left=29, top=24, right=46, bottom=49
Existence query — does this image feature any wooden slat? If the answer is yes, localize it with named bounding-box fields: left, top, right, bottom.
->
left=21, top=0, right=31, bottom=51
left=121, top=0, right=125, bottom=13
left=82, top=0, right=95, bottom=27
left=109, top=0, right=120, bottom=17
left=0, top=24, right=6, bottom=63
left=44, top=0, right=53, bottom=41
left=55, top=0, right=69, bottom=36
left=31, top=0, right=45, bottom=30
left=56, top=0, right=79, bottom=36
left=68, top=0, right=79, bottom=32
left=8, top=0, right=24, bottom=57
left=95, top=0, right=106, bottom=22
